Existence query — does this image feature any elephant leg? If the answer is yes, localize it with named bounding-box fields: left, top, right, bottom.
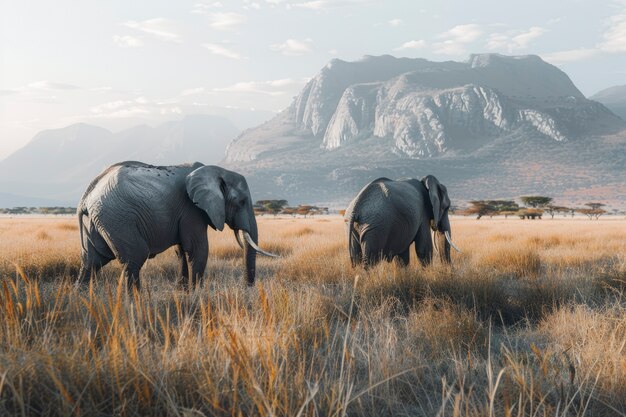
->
left=414, top=225, right=433, bottom=267
left=77, top=225, right=114, bottom=286
left=180, top=229, right=208, bottom=289
left=175, top=245, right=190, bottom=287
left=395, top=247, right=411, bottom=267
left=361, top=238, right=384, bottom=269
left=123, top=260, right=146, bottom=291
left=348, top=225, right=363, bottom=268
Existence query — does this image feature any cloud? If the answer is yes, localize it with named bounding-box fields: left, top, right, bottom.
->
left=214, top=78, right=308, bottom=95
left=541, top=2, right=626, bottom=65
left=124, top=18, right=182, bottom=42
left=290, top=0, right=372, bottom=10
left=192, top=2, right=223, bottom=14
left=270, top=38, right=313, bottom=56
left=432, top=24, right=482, bottom=55
left=26, top=81, right=81, bottom=91
left=89, top=97, right=181, bottom=119
left=113, top=35, right=144, bottom=48
left=203, top=43, right=244, bottom=59
left=375, top=18, right=403, bottom=28
left=393, top=40, right=426, bottom=51
left=180, top=87, right=207, bottom=96
left=486, top=26, right=546, bottom=52
left=541, top=48, right=599, bottom=65
left=599, top=12, right=626, bottom=52
left=1, top=80, right=81, bottom=95
left=206, top=12, right=247, bottom=30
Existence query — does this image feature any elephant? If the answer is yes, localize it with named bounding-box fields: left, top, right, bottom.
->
left=344, top=175, right=460, bottom=268
left=76, top=161, right=277, bottom=290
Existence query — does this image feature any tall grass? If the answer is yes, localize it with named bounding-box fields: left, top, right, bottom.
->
left=0, top=216, right=625, bottom=416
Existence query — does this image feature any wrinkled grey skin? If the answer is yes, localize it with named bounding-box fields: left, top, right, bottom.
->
left=344, top=175, right=452, bottom=268
left=77, top=161, right=260, bottom=290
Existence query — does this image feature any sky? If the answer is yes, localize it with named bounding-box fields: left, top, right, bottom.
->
left=1, top=0, right=625, bottom=159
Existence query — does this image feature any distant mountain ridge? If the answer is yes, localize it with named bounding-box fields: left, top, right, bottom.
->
left=226, top=54, right=621, bottom=162
left=0, top=115, right=239, bottom=206
left=1, top=55, right=625, bottom=208
left=223, top=54, right=626, bottom=206
left=591, top=85, right=626, bottom=121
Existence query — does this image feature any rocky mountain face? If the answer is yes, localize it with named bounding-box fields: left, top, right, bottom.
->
left=0, top=115, right=239, bottom=206
left=590, top=85, right=626, bottom=121
left=224, top=54, right=626, bottom=206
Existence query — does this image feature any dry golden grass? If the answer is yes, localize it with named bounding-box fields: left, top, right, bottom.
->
left=0, top=215, right=625, bottom=416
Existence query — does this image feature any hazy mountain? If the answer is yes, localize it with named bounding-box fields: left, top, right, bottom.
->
left=590, top=85, right=626, bottom=120
left=224, top=54, right=626, bottom=206
left=0, top=115, right=239, bottom=207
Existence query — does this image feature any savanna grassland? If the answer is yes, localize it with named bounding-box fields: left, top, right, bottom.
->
left=0, top=215, right=625, bottom=416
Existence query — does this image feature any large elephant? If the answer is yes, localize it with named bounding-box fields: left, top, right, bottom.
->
left=76, top=161, right=277, bottom=290
left=344, top=175, right=460, bottom=268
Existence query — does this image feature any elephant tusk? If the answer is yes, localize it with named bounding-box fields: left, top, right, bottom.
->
left=243, top=231, right=280, bottom=258
left=234, top=229, right=244, bottom=249
left=431, top=230, right=440, bottom=256
left=444, top=231, right=462, bottom=253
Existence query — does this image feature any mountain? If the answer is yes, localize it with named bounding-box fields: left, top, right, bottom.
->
left=0, top=115, right=239, bottom=207
left=224, top=54, right=626, bottom=206
left=590, top=85, right=626, bottom=120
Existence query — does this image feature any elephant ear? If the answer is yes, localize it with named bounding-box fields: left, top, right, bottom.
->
left=185, top=166, right=226, bottom=231
left=421, top=175, right=443, bottom=230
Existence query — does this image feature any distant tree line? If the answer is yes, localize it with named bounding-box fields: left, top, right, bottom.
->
left=253, top=200, right=329, bottom=218
left=459, top=196, right=615, bottom=220
left=0, top=207, right=76, bottom=215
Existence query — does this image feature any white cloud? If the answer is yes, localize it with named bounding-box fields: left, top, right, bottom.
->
left=181, top=87, right=207, bottom=96
left=192, top=2, right=223, bottom=14
left=113, top=35, right=144, bottom=48
left=207, top=12, right=247, bottom=30
left=329, top=48, right=339, bottom=55
left=541, top=48, right=599, bottom=65
left=124, top=18, right=182, bottom=42
left=203, top=43, right=244, bottom=59
left=270, top=38, right=313, bottom=56
left=375, top=18, right=403, bottom=28
left=1, top=80, right=81, bottom=95
left=432, top=24, right=482, bottom=55
left=599, top=12, right=626, bottom=52
left=541, top=2, right=626, bottom=65
left=89, top=97, right=181, bottom=119
left=393, top=40, right=426, bottom=51
left=486, top=26, right=546, bottom=52
left=214, top=78, right=307, bottom=95
left=290, top=0, right=372, bottom=10
left=26, top=81, right=81, bottom=91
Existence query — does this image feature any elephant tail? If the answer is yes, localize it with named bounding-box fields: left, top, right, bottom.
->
left=346, top=210, right=362, bottom=268
left=77, top=205, right=88, bottom=253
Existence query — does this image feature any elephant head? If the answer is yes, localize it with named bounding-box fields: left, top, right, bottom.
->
left=421, top=175, right=461, bottom=262
left=186, top=165, right=277, bottom=285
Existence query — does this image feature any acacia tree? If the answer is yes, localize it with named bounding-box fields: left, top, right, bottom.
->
left=544, top=205, right=571, bottom=219
left=519, top=196, right=553, bottom=208
left=577, top=202, right=607, bottom=220
left=255, top=200, right=288, bottom=217
left=296, top=205, right=319, bottom=218
left=465, top=201, right=496, bottom=219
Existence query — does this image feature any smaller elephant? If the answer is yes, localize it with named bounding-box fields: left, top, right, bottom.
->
left=344, top=175, right=460, bottom=268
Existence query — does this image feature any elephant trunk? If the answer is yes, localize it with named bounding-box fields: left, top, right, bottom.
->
left=244, top=215, right=258, bottom=286
left=435, top=231, right=451, bottom=263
